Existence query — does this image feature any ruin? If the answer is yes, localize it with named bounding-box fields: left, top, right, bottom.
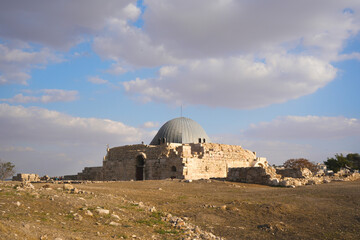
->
left=74, top=117, right=268, bottom=181
left=12, top=173, right=40, bottom=182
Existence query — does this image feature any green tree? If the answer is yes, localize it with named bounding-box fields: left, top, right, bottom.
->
left=346, top=153, right=360, bottom=170
left=0, top=160, right=15, bottom=181
left=283, top=158, right=317, bottom=172
left=324, top=154, right=352, bottom=173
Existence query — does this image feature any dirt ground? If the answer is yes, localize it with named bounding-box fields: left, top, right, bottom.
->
left=1, top=179, right=359, bottom=240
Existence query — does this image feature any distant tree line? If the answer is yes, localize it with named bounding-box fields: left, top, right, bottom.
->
left=281, top=153, right=360, bottom=174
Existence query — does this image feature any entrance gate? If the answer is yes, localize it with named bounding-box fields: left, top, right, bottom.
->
left=136, top=154, right=145, bottom=180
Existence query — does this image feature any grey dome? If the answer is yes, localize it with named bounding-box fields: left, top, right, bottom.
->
left=150, top=117, right=211, bottom=145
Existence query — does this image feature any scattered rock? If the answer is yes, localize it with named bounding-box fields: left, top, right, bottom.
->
left=220, top=205, right=227, bottom=210
left=15, top=201, right=21, bottom=207
left=40, top=235, right=48, bottom=240
left=111, top=214, right=120, bottom=220
left=63, top=184, right=74, bottom=191
left=73, top=213, right=83, bottom=221
left=149, top=206, right=156, bottom=212
left=109, top=221, right=120, bottom=226
left=85, top=210, right=93, bottom=216
left=95, top=208, right=110, bottom=215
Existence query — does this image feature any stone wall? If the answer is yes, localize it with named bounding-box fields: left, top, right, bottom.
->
left=77, top=142, right=263, bottom=181
left=12, top=173, right=40, bottom=182
left=227, top=167, right=278, bottom=185
left=182, top=143, right=259, bottom=180
left=276, top=168, right=313, bottom=178
left=77, top=167, right=103, bottom=180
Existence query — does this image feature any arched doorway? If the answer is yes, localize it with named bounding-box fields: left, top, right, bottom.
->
left=136, top=154, right=145, bottom=180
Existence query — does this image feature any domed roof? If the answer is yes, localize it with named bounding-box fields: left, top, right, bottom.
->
left=150, top=117, right=211, bottom=145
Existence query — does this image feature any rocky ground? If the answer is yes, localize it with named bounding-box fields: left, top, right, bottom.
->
left=0, top=179, right=359, bottom=240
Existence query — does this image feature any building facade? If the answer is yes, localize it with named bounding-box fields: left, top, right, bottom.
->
left=75, top=117, right=267, bottom=181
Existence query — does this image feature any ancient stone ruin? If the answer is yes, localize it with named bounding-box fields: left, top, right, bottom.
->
left=12, top=173, right=40, bottom=182
left=71, top=117, right=268, bottom=181
left=226, top=165, right=360, bottom=187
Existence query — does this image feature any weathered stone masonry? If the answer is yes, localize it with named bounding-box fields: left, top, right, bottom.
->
left=77, top=142, right=267, bottom=181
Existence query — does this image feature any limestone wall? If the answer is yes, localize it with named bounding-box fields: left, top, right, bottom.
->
left=77, top=167, right=103, bottom=180
left=79, top=142, right=261, bottom=181
left=227, top=167, right=278, bottom=184
left=12, top=173, right=40, bottom=182
left=276, top=168, right=313, bottom=178
left=182, top=143, right=258, bottom=180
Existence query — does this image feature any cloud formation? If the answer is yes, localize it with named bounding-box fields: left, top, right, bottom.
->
left=213, top=115, right=360, bottom=164
left=244, top=115, right=360, bottom=140
left=123, top=54, right=336, bottom=108
left=88, top=76, right=108, bottom=84
left=102, top=0, right=359, bottom=109
left=0, top=0, right=137, bottom=49
left=2, top=1, right=359, bottom=107
left=0, top=89, right=79, bottom=103
left=0, top=104, right=153, bottom=176
left=0, top=43, right=61, bottom=85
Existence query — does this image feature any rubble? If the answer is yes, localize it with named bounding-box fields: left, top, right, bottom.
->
left=227, top=166, right=360, bottom=188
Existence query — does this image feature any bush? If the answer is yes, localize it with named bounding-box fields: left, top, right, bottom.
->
left=0, top=160, right=15, bottom=181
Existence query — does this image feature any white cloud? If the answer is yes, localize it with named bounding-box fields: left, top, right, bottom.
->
left=92, top=0, right=359, bottom=108
left=0, top=43, right=61, bottom=85
left=142, top=0, right=360, bottom=60
left=0, top=146, right=34, bottom=152
left=123, top=54, right=336, bottom=109
left=140, top=121, right=159, bottom=129
left=0, top=89, right=79, bottom=103
left=212, top=115, right=360, bottom=165
left=0, top=103, right=153, bottom=176
left=244, top=116, right=360, bottom=140
left=335, top=52, right=360, bottom=61
left=0, top=0, right=137, bottom=49
left=87, top=76, right=108, bottom=84
left=106, top=63, right=127, bottom=75
left=93, top=18, right=178, bottom=68
left=122, top=3, right=141, bottom=21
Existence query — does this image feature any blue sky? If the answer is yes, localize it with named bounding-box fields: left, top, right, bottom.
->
left=0, top=0, right=359, bottom=176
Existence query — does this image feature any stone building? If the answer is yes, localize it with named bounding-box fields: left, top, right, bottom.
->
left=75, top=117, right=267, bottom=181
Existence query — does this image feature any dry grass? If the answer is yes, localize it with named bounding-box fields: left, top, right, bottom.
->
left=0, top=179, right=359, bottom=239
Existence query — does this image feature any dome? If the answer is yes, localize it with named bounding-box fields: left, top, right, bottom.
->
left=150, top=117, right=211, bottom=145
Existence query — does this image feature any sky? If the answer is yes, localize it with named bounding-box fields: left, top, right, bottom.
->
left=0, top=0, right=360, bottom=177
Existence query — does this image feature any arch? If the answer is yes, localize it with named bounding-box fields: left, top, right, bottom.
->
left=135, top=153, right=146, bottom=180
left=253, top=162, right=264, bottom=168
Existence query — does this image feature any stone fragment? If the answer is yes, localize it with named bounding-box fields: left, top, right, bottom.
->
left=111, top=214, right=120, bottom=220
left=73, top=213, right=83, bottom=221
left=63, top=184, right=74, bottom=190
left=40, top=235, right=48, bottom=240
left=220, top=205, right=227, bottom=210
left=85, top=210, right=93, bottom=216
left=109, top=221, right=120, bottom=226
left=95, top=208, right=110, bottom=215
